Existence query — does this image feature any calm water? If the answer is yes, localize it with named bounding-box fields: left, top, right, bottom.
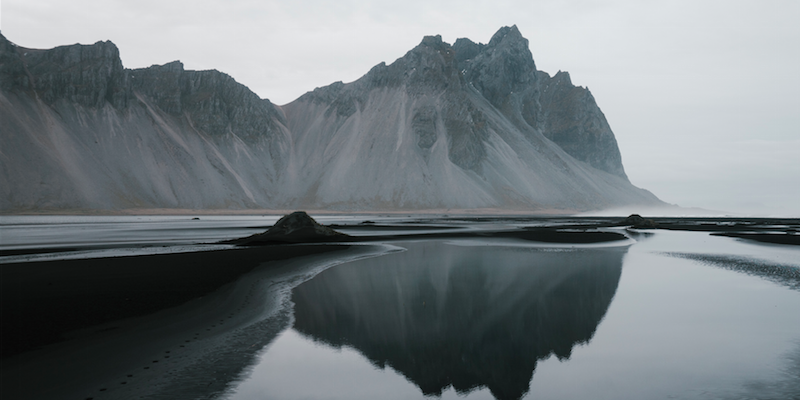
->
left=228, top=231, right=800, bottom=400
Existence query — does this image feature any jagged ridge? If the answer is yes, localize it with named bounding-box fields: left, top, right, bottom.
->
left=0, top=27, right=662, bottom=212
left=281, top=27, right=658, bottom=210
left=0, top=35, right=291, bottom=210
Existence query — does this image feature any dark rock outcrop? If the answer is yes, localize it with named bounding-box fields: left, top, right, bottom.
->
left=621, top=214, right=658, bottom=228
left=0, top=38, right=128, bottom=108
left=236, top=211, right=349, bottom=244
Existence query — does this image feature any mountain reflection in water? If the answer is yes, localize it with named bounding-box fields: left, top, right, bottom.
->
left=292, top=241, right=627, bottom=400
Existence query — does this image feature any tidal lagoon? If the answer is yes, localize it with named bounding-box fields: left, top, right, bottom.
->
left=2, top=215, right=799, bottom=399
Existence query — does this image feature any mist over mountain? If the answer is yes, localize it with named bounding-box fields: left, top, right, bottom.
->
left=0, top=26, right=662, bottom=212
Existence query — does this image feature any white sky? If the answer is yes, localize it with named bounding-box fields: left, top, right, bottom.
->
left=2, top=0, right=798, bottom=216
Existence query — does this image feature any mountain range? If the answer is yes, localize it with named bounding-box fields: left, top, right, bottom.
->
left=0, top=26, right=662, bottom=212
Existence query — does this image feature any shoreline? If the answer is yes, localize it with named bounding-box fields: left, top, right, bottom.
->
left=0, top=207, right=583, bottom=217
left=1, top=224, right=638, bottom=363
left=0, top=243, right=394, bottom=400
left=0, top=245, right=349, bottom=358
left=2, top=216, right=800, bottom=399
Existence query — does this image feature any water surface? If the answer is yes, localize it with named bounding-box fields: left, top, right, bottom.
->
left=3, top=216, right=799, bottom=399
left=229, top=231, right=800, bottom=400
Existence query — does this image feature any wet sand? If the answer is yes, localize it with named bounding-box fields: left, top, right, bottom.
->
left=1, top=244, right=393, bottom=400
left=1, top=245, right=348, bottom=358
left=665, top=252, right=800, bottom=291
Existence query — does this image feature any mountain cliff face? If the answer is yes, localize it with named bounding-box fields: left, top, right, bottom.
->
left=456, top=26, right=626, bottom=178
left=0, top=27, right=661, bottom=212
left=281, top=27, right=657, bottom=210
left=0, top=34, right=290, bottom=210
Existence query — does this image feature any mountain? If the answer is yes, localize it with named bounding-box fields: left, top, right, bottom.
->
left=0, top=34, right=291, bottom=210
left=0, top=26, right=662, bottom=212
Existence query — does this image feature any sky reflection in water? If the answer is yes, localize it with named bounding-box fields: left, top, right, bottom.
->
left=229, top=232, right=800, bottom=400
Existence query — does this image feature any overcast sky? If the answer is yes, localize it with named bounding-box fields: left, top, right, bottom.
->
left=2, top=0, right=798, bottom=216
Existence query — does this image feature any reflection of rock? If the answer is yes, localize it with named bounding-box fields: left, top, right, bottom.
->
left=292, top=242, right=626, bottom=400
left=237, top=211, right=349, bottom=244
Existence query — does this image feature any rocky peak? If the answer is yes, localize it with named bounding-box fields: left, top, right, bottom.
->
left=419, top=34, right=446, bottom=49
left=487, top=25, right=526, bottom=49
left=538, top=72, right=628, bottom=179
left=452, top=38, right=484, bottom=66
left=351, top=34, right=460, bottom=96
left=130, top=62, right=285, bottom=139
left=551, top=70, right=573, bottom=86
left=448, top=28, right=629, bottom=180
left=300, top=32, right=476, bottom=107
left=392, top=34, right=460, bottom=94
left=299, top=32, right=466, bottom=118
left=460, top=26, right=537, bottom=108
left=29, top=39, right=121, bottom=68
left=159, top=60, right=185, bottom=72
left=1, top=32, right=285, bottom=141
left=0, top=33, right=28, bottom=92
left=413, top=34, right=457, bottom=67
left=0, top=35, right=129, bottom=108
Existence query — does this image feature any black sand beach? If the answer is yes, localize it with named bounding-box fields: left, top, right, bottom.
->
left=2, top=214, right=799, bottom=399
left=1, top=242, right=392, bottom=400
left=4, top=214, right=799, bottom=356
left=1, top=245, right=348, bottom=358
